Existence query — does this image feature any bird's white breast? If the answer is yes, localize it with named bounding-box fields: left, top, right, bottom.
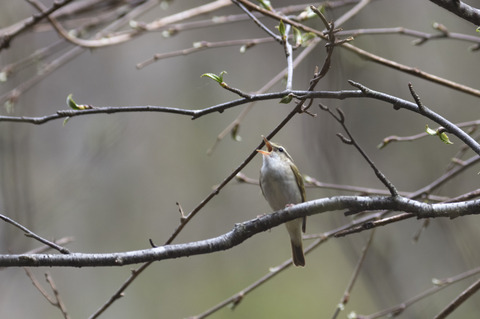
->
left=260, top=155, right=302, bottom=211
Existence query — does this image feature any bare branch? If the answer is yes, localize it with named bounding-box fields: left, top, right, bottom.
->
left=0, top=89, right=365, bottom=125
left=88, top=261, right=150, bottom=319
left=349, top=81, right=480, bottom=155
left=337, top=26, right=480, bottom=49
left=0, top=213, right=70, bottom=254
left=45, top=273, right=70, bottom=319
left=0, top=0, right=74, bottom=51
left=190, top=236, right=329, bottom=319
left=434, top=278, right=480, bottom=319
left=332, top=229, right=375, bottom=319
left=354, top=266, right=480, bottom=319
left=1, top=196, right=480, bottom=267
left=232, top=0, right=282, bottom=43
left=321, top=104, right=398, bottom=197
left=429, top=0, right=480, bottom=26
left=24, top=269, right=71, bottom=319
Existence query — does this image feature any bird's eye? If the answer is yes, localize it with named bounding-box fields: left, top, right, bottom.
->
left=278, top=147, right=284, bottom=153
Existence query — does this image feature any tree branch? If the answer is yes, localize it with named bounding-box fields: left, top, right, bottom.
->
left=0, top=90, right=364, bottom=124
left=0, top=213, right=71, bottom=254
left=349, top=81, right=480, bottom=156
left=434, top=278, right=480, bottom=319
left=2, top=195, right=480, bottom=268
left=429, top=0, right=480, bottom=26
left=0, top=0, right=74, bottom=51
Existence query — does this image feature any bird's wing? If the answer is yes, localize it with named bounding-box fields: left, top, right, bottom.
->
left=290, top=163, right=307, bottom=233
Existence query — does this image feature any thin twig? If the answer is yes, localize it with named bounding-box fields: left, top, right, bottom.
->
left=283, top=23, right=294, bottom=91
left=0, top=89, right=365, bottom=125
left=25, top=237, right=74, bottom=254
left=189, top=236, right=329, bottom=319
left=433, top=278, right=480, bottom=319
left=349, top=81, right=480, bottom=156
left=335, top=154, right=480, bottom=236
left=0, top=1, right=151, bottom=106
left=235, top=172, right=450, bottom=202
left=332, top=229, right=375, bottom=319
left=336, top=26, right=480, bottom=49
left=24, top=268, right=56, bottom=304
left=24, top=269, right=71, bottom=319
left=231, top=0, right=282, bottom=43
left=45, top=273, right=70, bottom=319
left=0, top=0, right=74, bottom=51
left=206, top=38, right=322, bottom=155
left=353, top=266, right=480, bottom=319
left=343, top=43, right=480, bottom=98
left=206, top=0, right=371, bottom=155
left=136, top=37, right=273, bottom=69
left=0, top=213, right=70, bottom=254
left=320, top=104, right=398, bottom=197
left=236, top=0, right=480, bottom=97
left=89, top=261, right=151, bottom=319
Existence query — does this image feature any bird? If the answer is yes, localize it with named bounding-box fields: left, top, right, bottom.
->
left=257, top=136, right=306, bottom=267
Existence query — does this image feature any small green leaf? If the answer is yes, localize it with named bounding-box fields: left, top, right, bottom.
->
left=439, top=132, right=453, bottom=144
left=66, top=94, right=80, bottom=110
left=293, top=27, right=302, bottom=46
left=258, top=0, right=272, bottom=11
left=426, top=125, right=453, bottom=145
left=277, top=20, right=285, bottom=37
left=201, top=73, right=221, bottom=83
left=66, top=94, right=93, bottom=110
left=63, top=117, right=71, bottom=126
left=201, top=71, right=227, bottom=84
left=279, top=94, right=293, bottom=104
left=425, top=124, right=437, bottom=136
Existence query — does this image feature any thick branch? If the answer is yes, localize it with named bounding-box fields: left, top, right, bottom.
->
left=1, top=195, right=480, bottom=268
left=429, top=0, right=480, bottom=26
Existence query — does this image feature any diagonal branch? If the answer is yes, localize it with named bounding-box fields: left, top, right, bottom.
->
left=355, top=265, right=480, bottom=319
left=0, top=0, right=74, bottom=51
left=0, top=213, right=70, bottom=254
left=429, top=0, right=480, bottom=26
left=434, top=278, right=480, bottom=319
left=320, top=104, right=398, bottom=197
left=349, top=81, right=480, bottom=156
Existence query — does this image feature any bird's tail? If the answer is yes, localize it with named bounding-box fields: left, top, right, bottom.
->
left=286, top=218, right=305, bottom=267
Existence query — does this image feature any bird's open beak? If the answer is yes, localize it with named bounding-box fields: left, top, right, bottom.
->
left=256, top=135, right=273, bottom=155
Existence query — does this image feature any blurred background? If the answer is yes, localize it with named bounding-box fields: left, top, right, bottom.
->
left=1, top=0, right=480, bottom=318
